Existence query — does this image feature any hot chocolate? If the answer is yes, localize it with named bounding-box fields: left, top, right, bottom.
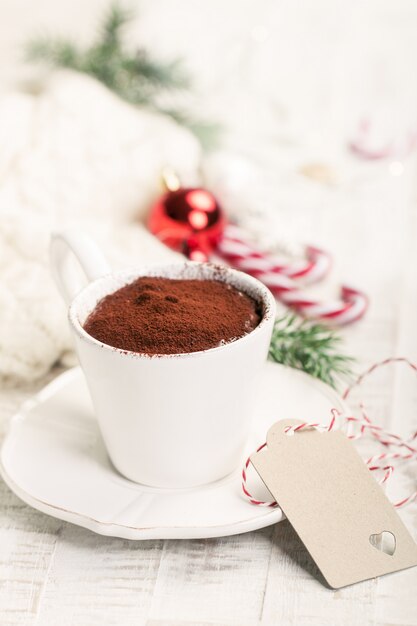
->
left=83, top=276, right=262, bottom=354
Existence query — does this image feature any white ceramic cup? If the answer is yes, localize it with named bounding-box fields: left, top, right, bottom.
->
left=50, top=230, right=276, bottom=488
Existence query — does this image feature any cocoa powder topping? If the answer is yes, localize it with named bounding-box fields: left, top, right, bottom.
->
left=83, top=276, right=262, bottom=355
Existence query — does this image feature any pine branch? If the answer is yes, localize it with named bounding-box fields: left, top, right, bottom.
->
left=268, top=314, right=355, bottom=389
left=26, top=38, right=81, bottom=69
left=25, top=2, right=219, bottom=146
left=99, top=3, right=132, bottom=47
left=161, top=107, right=222, bottom=149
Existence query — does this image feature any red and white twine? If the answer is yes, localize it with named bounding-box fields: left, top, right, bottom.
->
left=218, top=225, right=368, bottom=326
left=242, top=358, right=417, bottom=509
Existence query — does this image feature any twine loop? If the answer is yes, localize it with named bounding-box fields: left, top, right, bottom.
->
left=242, top=358, right=417, bottom=509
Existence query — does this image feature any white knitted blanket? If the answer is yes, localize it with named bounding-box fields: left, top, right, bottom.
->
left=0, top=71, right=201, bottom=384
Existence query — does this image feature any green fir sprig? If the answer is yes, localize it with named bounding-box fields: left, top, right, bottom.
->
left=268, top=314, right=354, bottom=389
left=26, top=3, right=219, bottom=145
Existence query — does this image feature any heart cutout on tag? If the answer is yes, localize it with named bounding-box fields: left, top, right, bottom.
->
left=369, top=531, right=396, bottom=556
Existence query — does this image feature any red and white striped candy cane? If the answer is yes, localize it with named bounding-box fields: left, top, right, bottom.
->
left=219, top=224, right=331, bottom=283
left=218, top=225, right=368, bottom=325
left=349, top=118, right=417, bottom=161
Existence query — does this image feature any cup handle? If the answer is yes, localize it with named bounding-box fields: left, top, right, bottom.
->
left=50, top=230, right=111, bottom=305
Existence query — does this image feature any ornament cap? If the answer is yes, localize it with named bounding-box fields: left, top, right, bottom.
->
left=161, top=167, right=181, bottom=192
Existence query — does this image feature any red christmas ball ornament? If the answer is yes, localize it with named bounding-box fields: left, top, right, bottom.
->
left=147, top=171, right=368, bottom=326
left=148, top=169, right=226, bottom=261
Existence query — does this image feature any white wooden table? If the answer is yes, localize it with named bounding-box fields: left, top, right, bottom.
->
left=1, top=175, right=416, bottom=626
left=1, top=1, right=417, bottom=623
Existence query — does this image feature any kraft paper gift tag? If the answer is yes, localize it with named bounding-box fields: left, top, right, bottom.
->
left=251, top=419, right=417, bottom=589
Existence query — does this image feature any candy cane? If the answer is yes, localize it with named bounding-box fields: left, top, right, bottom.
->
left=218, top=225, right=368, bottom=325
left=349, top=118, right=417, bottom=161
left=219, top=225, right=331, bottom=283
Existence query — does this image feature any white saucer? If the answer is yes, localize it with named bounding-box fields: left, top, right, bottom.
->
left=0, top=362, right=347, bottom=540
